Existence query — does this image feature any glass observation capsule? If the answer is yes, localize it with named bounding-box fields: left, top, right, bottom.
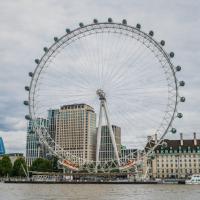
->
left=25, top=115, right=31, bottom=120
left=136, top=23, right=141, bottom=29
left=179, top=81, right=185, bottom=86
left=23, top=101, right=29, bottom=106
left=79, top=22, right=84, bottom=27
left=93, top=19, right=98, bottom=24
left=122, top=19, right=127, bottom=25
left=177, top=113, right=183, bottom=118
left=171, top=128, right=177, bottom=134
left=29, top=72, right=33, bottom=77
left=25, top=86, right=30, bottom=91
left=149, top=31, right=154, bottom=36
left=108, top=18, right=113, bottom=23
left=160, top=40, right=165, bottom=46
left=43, top=47, right=48, bottom=52
left=169, top=52, right=175, bottom=58
left=176, top=66, right=181, bottom=72
left=180, top=97, right=186, bottom=102
left=66, top=29, right=71, bottom=33
left=54, top=37, right=59, bottom=42
left=162, top=142, right=168, bottom=148
left=35, top=59, right=40, bottom=64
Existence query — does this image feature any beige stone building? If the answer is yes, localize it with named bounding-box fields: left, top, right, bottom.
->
left=144, top=133, right=200, bottom=179
left=55, top=104, right=96, bottom=164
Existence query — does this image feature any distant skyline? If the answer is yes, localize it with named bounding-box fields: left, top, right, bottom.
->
left=0, top=0, right=200, bottom=153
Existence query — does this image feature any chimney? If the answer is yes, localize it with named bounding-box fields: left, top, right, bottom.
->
left=155, top=134, right=158, bottom=144
left=194, top=132, right=197, bottom=146
left=180, top=133, right=183, bottom=146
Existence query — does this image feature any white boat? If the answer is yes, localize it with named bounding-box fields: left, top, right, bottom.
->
left=186, top=174, right=200, bottom=184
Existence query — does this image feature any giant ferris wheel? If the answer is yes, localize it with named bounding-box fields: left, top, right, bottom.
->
left=24, top=18, right=185, bottom=173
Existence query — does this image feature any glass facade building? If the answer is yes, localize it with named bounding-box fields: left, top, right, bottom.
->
left=26, top=118, right=48, bottom=166
left=0, top=137, right=5, bottom=155
left=99, top=125, right=121, bottom=163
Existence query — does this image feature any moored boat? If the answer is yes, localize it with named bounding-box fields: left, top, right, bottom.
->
left=186, top=174, right=200, bottom=185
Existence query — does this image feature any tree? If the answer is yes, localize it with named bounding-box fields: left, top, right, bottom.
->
left=11, top=157, right=27, bottom=177
left=0, top=159, right=3, bottom=176
left=30, top=158, right=52, bottom=172
left=0, top=155, right=12, bottom=176
left=49, top=156, right=59, bottom=172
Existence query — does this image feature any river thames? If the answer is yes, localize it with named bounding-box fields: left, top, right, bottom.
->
left=0, top=183, right=200, bottom=200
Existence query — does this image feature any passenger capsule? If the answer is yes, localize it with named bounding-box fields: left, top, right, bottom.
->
left=149, top=30, right=154, bottom=36
left=54, top=37, right=59, bottom=42
left=160, top=40, right=165, bottom=46
left=35, top=59, right=40, bottom=64
left=66, top=29, right=71, bottom=34
left=180, top=97, right=186, bottom=102
left=176, top=66, right=181, bottom=72
left=122, top=19, right=127, bottom=25
left=23, top=101, right=29, bottom=106
left=179, top=81, right=185, bottom=86
left=25, top=115, right=31, bottom=120
left=171, top=128, right=177, bottom=134
left=177, top=113, right=183, bottom=118
left=108, top=18, right=113, bottom=23
left=25, top=86, right=30, bottom=91
left=136, top=24, right=141, bottom=29
left=93, top=19, right=98, bottom=24
left=162, top=142, right=168, bottom=148
left=43, top=47, right=48, bottom=52
left=29, top=72, right=33, bottom=77
left=79, top=22, right=84, bottom=27
left=170, top=52, right=175, bottom=58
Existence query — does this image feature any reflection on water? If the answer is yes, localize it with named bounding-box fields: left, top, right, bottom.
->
left=0, top=183, right=200, bottom=200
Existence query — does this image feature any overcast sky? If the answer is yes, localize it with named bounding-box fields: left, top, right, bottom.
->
left=0, top=0, right=200, bottom=154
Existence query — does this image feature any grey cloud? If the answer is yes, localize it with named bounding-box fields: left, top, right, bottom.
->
left=0, top=0, right=200, bottom=153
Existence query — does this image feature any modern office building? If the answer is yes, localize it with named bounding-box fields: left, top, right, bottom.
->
left=55, top=104, right=96, bottom=164
left=48, top=109, right=59, bottom=142
left=26, top=118, right=48, bottom=166
left=99, top=125, right=121, bottom=163
left=0, top=137, right=5, bottom=155
left=121, top=146, right=138, bottom=163
left=144, top=133, right=200, bottom=179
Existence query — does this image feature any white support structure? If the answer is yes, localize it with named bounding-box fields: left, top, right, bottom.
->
left=96, top=89, right=120, bottom=166
left=96, top=101, right=103, bottom=165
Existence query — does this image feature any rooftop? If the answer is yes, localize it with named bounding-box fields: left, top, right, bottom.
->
left=61, top=103, right=94, bottom=111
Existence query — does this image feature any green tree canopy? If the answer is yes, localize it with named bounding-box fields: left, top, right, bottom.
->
left=49, top=156, right=59, bottom=172
left=11, top=157, right=27, bottom=177
left=30, top=158, right=52, bottom=172
left=0, top=155, right=12, bottom=176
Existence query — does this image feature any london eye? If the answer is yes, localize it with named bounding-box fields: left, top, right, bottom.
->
left=24, top=18, right=185, bottom=173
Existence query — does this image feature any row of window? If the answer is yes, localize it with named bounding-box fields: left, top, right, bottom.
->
left=157, top=159, right=200, bottom=163
left=157, top=163, right=200, bottom=167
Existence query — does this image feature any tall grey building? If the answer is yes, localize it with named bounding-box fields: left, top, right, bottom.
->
left=99, top=125, right=121, bottom=163
left=48, top=109, right=59, bottom=142
left=26, top=118, right=48, bottom=166
left=55, top=104, right=96, bottom=164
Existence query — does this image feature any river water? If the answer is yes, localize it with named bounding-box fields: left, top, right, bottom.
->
left=0, top=183, right=200, bottom=200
